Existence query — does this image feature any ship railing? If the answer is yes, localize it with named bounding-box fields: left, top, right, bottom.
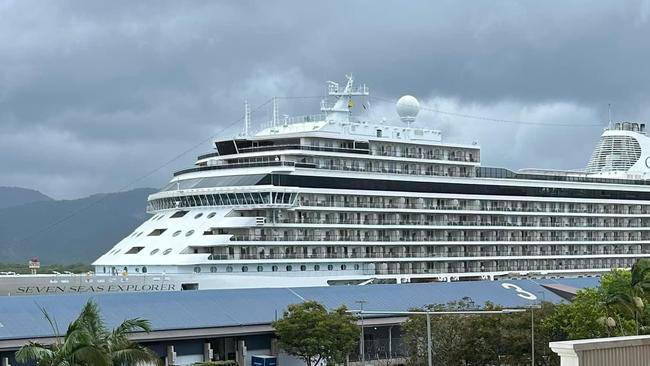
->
left=295, top=202, right=650, bottom=215
left=261, top=218, right=649, bottom=228
left=228, top=234, right=649, bottom=243
left=216, top=249, right=647, bottom=260
left=173, top=160, right=294, bottom=176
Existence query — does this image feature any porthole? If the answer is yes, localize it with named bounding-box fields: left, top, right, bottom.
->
left=314, top=265, right=320, bottom=271
left=272, top=265, right=278, bottom=272
left=341, top=264, right=347, bottom=270
left=327, top=264, right=333, bottom=271
left=354, top=264, right=360, bottom=270
left=207, top=212, right=216, bottom=219
left=226, top=265, right=233, bottom=272
left=257, top=265, right=263, bottom=272
left=173, top=230, right=182, bottom=237
left=210, top=266, right=217, bottom=273
left=185, top=230, right=195, bottom=237
left=286, top=265, right=292, bottom=271
left=150, top=249, right=159, bottom=255
left=242, top=266, right=248, bottom=272
left=135, top=267, right=140, bottom=272
left=142, top=266, right=147, bottom=273
left=194, top=213, right=203, bottom=219
left=163, top=248, right=172, bottom=255
left=194, top=266, right=201, bottom=273
left=300, top=265, right=306, bottom=271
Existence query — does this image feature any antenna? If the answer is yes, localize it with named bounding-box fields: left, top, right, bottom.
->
left=244, top=100, right=251, bottom=136
left=272, top=97, right=279, bottom=128
left=608, top=103, right=612, bottom=129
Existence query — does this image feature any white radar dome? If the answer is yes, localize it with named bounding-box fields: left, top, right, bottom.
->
left=396, top=95, right=420, bottom=124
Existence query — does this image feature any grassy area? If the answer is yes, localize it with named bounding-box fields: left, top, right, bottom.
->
left=0, top=262, right=93, bottom=274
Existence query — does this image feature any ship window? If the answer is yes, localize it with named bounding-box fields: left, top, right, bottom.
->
left=150, top=249, right=159, bottom=255
left=171, top=210, right=189, bottom=218
left=142, top=266, right=147, bottom=273
left=272, top=265, right=278, bottom=272
left=376, top=129, right=382, bottom=137
left=354, top=264, right=360, bottom=270
left=314, top=265, right=320, bottom=271
left=286, top=265, right=292, bottom=271
left=148, top=229, right=167, bottom=236
left=194, top=213, right=203, bottom=219
left=257, top=265, right=263, bottom=272
left=300, top=265, right=306, bottom=271
left=123, top=266, right=128, bottom=272
left=242, top=266, right=248, bottom=272
left=194, top=266, right=201, bottom=273
left=210, top=266, right=217, bottom=273
left=207, top=212, right=216, bottom=219
left=136, top=232, right=143, bottom=237
left=135, top=267, right=140, bottom=272
left=327, top=264, right=333, bottom=270
left=163, top=248, right=172, bottom=255
left=173, top=230, right=182, bottom=237
left=113, top=249, right=121, bottom=255
left=340, top=264, right=347, bottom=270
left=185, top=230, right=195, bottom=237
left=226, top=265, right=233, bottom=272
left=126, top=246, right=144, bottom=254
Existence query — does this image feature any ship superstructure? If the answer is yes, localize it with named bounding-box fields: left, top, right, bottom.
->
left=4, top=75, right=650, bottom=295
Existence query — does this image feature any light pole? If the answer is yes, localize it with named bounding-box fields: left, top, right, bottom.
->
left=527, top=303, right=542, bottom=366
left=355, top=300, right=367, bottom=366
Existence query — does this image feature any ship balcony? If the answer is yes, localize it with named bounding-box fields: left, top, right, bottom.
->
left=263, top=218, right=650, bottom=229
left=227, top=234, right=649, bottom=244
left=296, top=201, right=650, bottom=215
left=205, top=250, right=649, bottom=261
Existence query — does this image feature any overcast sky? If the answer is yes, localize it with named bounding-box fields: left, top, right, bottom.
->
left=2, top=1, right=650, bottom=199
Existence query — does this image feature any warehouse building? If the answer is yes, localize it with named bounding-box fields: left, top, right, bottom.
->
left=0, top=278, right=598, bottom=366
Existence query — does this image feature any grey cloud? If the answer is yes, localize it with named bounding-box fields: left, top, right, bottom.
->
left=1, top=0, right=650, bottom=198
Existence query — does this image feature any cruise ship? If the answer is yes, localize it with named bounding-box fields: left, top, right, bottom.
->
left=3, top=75, right=650, bottom=296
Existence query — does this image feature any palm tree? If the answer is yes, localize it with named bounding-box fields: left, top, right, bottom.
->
left=603, top=259, right=650, bottom=335
left=16, top=300, right=161, bottom=366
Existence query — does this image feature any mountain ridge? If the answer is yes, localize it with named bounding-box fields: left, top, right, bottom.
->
left=0, top=187, right=157, bottom=264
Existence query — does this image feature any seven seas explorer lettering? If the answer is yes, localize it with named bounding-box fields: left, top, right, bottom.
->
left=16, top=283, right=177, bottom=294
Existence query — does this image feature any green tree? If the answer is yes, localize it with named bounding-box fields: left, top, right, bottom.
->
left=272, top=301, right=359, bottom=366
left=16, top=300, right=161, bottom=366
left=602, top=260, right=650, bottom=334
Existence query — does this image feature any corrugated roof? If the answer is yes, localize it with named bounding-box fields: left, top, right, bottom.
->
left=0, top=278, right=599, bottom=341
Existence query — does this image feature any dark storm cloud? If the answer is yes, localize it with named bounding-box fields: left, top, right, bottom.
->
left=1, top=0, right=649, bottom=198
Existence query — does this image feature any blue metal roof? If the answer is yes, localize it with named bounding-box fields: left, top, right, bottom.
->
left=0, top=278, right=599, bottom=341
